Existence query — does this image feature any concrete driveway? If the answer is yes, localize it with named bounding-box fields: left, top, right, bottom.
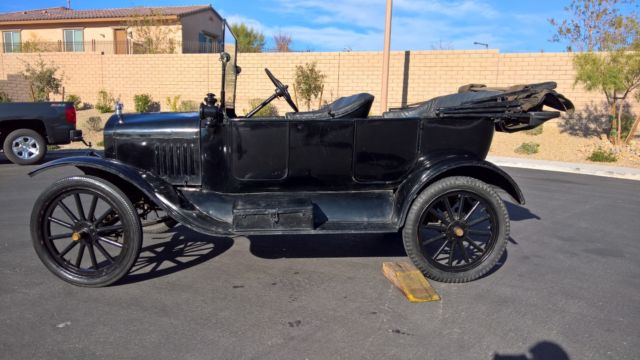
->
left=0, top=151, right=638, bottom=360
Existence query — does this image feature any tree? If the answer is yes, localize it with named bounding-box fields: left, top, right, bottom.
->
left=549, top=0, right=636, bottom=52
left=274, top=32, right=292, bottom=52
left=550, top=0, right=640, bottom=145
left=294, top=62, right=326, bottom=111
left=21, top=57, right=63, bottom=102
left=127, top=10, right=178, bottom=54
left=231, top=23, right=265, bottom=53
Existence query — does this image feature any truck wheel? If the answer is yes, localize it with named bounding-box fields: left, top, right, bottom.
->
left=403, top=176, right=509, bottom=283
left=2, top=129, right=48, bottom=165
left=30, top=176, right=142, bottom=287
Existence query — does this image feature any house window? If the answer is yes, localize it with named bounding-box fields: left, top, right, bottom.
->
left=63, top=29, right=84, bottom=52
left=199, top=32, right=217, bottom=53
left=2, top=31, right=21, bottom=53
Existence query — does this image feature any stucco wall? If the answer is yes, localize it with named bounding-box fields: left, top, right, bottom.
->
left=0, top=50, right=629, bottom=116
left=180, top=10, right=224, bottom=53
left=1, top=21, right=186, bottom=54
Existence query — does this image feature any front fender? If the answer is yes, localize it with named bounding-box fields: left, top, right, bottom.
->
left=394, top=156, right=525, bottom=227
left=29, top=155, right=232, bottom=235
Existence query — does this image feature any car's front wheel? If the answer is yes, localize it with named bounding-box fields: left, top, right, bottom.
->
left=30, top=176, right=142, bottom=287
left=403, top=176, right=509, bottom=283
left=2, top=129, right=47, bottom=165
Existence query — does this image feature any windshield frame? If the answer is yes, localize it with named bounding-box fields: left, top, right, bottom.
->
left=221, top=20, right=238, bottom=111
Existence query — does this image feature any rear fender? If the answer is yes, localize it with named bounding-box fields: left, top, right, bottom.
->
left=394, top=156, right=524, bottom=226
left=29, top=155, right=232, bottom=235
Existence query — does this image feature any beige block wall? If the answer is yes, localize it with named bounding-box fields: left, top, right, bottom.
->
left=0, top=50, right=629, bottom=116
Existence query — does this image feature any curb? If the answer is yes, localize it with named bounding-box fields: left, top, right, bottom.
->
left=487, top=156, right=640, bottom=181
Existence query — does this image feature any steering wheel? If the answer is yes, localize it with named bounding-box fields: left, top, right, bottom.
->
left=265, top=68, right=299, bottom=113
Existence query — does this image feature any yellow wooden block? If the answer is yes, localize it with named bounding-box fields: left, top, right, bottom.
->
left=382, top=262, right=441, bottom=303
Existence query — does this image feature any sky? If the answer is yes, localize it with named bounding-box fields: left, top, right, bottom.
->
left=0, top=0, right=635, bottom=52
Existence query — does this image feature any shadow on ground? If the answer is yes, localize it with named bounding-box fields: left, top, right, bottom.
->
left=249, top=232, right=406, bottom=259
left=117, top=226, right=234, bottom=285
left=493, top=340, right=570, bottom=360
left=505, top=201, right=540, bottom=222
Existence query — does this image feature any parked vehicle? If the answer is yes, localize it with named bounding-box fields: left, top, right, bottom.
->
left=29, top=22, right=574, bottom=287
left=0, top=102, right=87, bottom=165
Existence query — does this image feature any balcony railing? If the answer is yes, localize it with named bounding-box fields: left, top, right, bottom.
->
left=2, top=40, right=223, bottom=54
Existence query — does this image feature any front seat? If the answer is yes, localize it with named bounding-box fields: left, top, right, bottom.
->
left=286, top=93, right=374, bottom=120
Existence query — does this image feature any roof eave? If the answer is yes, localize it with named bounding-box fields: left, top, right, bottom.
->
left=0, top=15, right=180, bottom=26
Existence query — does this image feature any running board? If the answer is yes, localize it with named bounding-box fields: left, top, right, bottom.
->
left=180, top=189, right=400, bottom=235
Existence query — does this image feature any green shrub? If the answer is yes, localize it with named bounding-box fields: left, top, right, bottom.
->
left=21, top=57, right=63, bottom=101
left=66, top=94, right=82, bottom=110
left=47, top=145, right=60, bottom=150
left=515, top=142, right=540, bottom=155
left=134, top=94, right=153, bottom=113
left=248, top=98, right=279, bottom=117
left=96, top=140, right=105, bottom=148
left=95, top=90, right=115, bottom=113
left=86, top=116, right=103, bottom=132
left=0, top=91, right=11, bottom=103
left=524, top=125, right=543, bottom=136
left=294, top=62, right=326, bottom=110
left=588, top=147, right=617, bottom=162
left=166, top=95, right=181, bottom=112
left=179, top=100, right=200, bottom=112
left=620, top=113, right=637, bottom=141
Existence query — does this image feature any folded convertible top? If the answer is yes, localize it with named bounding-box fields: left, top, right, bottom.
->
left=383, top=82, right=574, bottom=119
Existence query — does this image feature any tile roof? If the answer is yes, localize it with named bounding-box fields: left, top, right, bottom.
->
left=0, top=5, right=213, bottom=23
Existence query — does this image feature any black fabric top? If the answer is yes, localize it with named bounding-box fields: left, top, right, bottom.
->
left=286, top=93, right=374, bottom=120
left=383, top=82, right=574, bottom=119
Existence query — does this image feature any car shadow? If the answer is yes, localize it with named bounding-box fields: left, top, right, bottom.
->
left=505, top=201, right=540, bottom=222
left=116, top=226, right=234, bottom=285
left=493, top=340, right=570, bottom=360
left=248, top=232, right=407, bottom=259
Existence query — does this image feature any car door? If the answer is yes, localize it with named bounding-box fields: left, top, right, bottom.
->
left=230, top=119, right=289, bottom=181
left=288, top=119, right=355, bottom=185
left=354, top=118, right=420, bottom=182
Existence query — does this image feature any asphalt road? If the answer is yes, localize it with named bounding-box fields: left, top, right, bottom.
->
left=0, top=151, right=638, bottom=360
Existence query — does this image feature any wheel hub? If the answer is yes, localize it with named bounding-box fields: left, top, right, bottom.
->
left=447, top=221, right=467, bottom=239
left=12, top=136, right=39, bottom=160
left=71, top=221, right=95, bottom=243
left=453, top=226, right=465, bottom=237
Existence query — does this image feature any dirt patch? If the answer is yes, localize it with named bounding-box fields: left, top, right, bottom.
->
left=490, top=119, right=640, bottom=168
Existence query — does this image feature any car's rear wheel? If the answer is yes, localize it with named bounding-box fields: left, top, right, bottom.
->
left=30, top=176, right=142, bottom=287
left=403, top=176, right=509, bottom=283
left=2, top=129, right=47, bottom=165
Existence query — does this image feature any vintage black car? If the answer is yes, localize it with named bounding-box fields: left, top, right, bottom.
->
left=29, top=22, right=573, bottom=287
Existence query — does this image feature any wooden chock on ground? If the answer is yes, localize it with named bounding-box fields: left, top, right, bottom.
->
left=382, top=262, right=441, bottom=303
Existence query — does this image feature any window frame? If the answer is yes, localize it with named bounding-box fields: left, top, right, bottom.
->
left=2, top=30, right=21, bottom=53
left=62, top=28, right=84, bottom=52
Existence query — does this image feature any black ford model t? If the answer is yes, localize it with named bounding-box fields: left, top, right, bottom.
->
left=29, top=23, right=573, bottom=287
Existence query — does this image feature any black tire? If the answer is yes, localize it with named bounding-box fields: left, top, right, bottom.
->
left=30, top=175, right=142, bottom=287
left=402, top=176, right=509, bottom=283
left=2, top=129, right=47, bottom=165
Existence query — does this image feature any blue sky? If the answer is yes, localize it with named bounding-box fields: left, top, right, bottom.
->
left=0, top=0, right=634, bottom=52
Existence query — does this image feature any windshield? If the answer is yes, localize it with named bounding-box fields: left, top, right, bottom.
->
left=223, top=21, right=237, bottom=110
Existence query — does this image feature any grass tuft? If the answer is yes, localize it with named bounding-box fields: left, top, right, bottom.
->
left=587, top=147, right=617, bottom=162
left=515, top=142, right=540, bottom=155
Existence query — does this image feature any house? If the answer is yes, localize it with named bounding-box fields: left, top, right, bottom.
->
left=0, top=5, right=224, bottom=54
